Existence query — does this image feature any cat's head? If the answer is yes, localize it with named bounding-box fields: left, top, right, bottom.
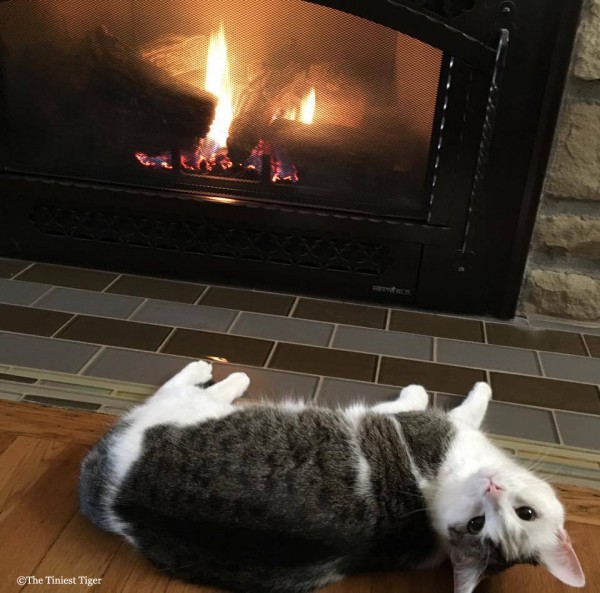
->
left=432, top=383, right=585, bottom=593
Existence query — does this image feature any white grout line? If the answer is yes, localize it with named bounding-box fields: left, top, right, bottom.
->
left=551, top=410, right=565, bottom=445
left=193, top=284, right=210, bottom=305
left=10, top=261, right=36, bottom=280
left=581, top=336, right=593, bottom=357
left=374, top=355, right=383, bottom=384
left=481, top=321, right=489, bottom=344
left=76, top=346, right=106, bottom=376
left=156, top=327, right=178, bottom=354
left=27, top=286, right=55, bottom=308
left=384, top=308, right=392, bottom=330
left=49, top=314, right=78, bottom=339
left=287, top=296, right=300, bottom=318
left=263, top=341, right=279, bottom=368
left=226, top=310, right=243, bottom=335
left=432, top=337, right=438, bottom=362
left=535, top=350, right=545, bottom=377
left=313, top=375, right=325, bottom=403
left=126, top=298, right=149, bottom=321
left=101, top=274, right=124, bottom=293
left=327, top=324, right=339, bottom=348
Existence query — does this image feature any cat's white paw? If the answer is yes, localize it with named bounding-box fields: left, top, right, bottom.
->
left=469, top=382, right=492, bottom=402
left=227, top=372, right=250, bottom=393
left=399, top=384, right=429, bottom=409
left=184, top=360, right=213, bottom=384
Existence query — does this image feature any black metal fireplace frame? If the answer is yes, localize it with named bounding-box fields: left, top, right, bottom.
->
left=0, top=0, right=584, bottom=317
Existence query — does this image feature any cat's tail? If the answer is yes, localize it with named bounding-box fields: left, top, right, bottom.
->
left=79, top=429, right=123, bottom=534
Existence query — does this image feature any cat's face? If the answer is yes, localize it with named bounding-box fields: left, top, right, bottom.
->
left=434, top=383, right=585, bottom=593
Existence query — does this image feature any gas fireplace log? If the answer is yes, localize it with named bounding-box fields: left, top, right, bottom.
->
left=3, top=27, right=217, bottom=168
left=227, top=62, right=367, bottom=164
left=266, top=119, right=398, bottom=164
left=83, top=27, right=216, bottom=153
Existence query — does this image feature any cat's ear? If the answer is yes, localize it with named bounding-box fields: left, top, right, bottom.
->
left=451, top=555, right=483, bottom=593
left=539, top=529, right=585, bottom=587
left=448, top=382, right=491, bottom=429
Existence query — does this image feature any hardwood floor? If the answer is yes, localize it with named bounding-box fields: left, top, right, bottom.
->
left=0, top=400, right=598, bottom=593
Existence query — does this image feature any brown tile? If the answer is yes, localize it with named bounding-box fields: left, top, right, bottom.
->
left=200, top=287, right=294, bottom=315
left=490, top=372, right=600, bottom=415
left=18, top=263, right=118, bottom=291
left=23, top=395, right=100, bottom=412
left=486, top=323, right=587, bottom=355
left=162, top=329, right=273, bottom=366
left=585, top=335, right=600, bottom=358
left=107, top=275, right=205, bottom=303
left=0, top=303, right=72, bottom=336
left=378, top=358, right=485, bottom=395
left=389, top=310, right=483, bottom=341
left=0, top=259, right=30, bottom=279
left=269, top=343, right=377, bottom=382
left=293, top=299, right=386, bottom=329
left=0, top=373, right=37, bottom=384
left=56, top=316, right=171, bottom=351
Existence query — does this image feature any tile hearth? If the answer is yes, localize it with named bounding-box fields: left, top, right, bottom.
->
left=0, top=258, right=599, bottom=481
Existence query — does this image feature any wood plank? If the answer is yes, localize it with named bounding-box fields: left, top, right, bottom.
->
left=557, top=483, right=600, bottom=525
left=0, top=436, right=68, bottom=526
left=0, top=431, right=17, bottom=456
left=0, top=400, right=115, bottom=446
left=0, top=441, right=85, bottom=586
left=96, top=541, right=171, bottom=593
left=22, top=513, right=121, bottom=593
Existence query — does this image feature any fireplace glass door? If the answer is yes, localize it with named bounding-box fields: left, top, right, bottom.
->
left=0, top=0, right=444, bottom=219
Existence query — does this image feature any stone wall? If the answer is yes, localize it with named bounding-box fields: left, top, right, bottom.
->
left=520, top=0, right=600, bottom=322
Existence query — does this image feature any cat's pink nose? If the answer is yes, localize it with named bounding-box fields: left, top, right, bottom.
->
left=486, top=479, right=503, bottom=495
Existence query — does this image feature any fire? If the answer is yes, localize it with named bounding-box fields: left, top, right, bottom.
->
left=299, top=88, right=316, bottom=124
left=204, top=24, right=233, bottom=149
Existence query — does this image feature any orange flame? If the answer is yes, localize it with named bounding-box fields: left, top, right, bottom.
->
left=204, top=25, right=233, bottom=149
left=299, top=88, right=316, bottom=124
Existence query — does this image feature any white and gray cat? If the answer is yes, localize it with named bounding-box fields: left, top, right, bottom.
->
left=79, top=361, right=585, bottom=593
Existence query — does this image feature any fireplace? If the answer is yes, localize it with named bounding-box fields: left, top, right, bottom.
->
left=0, top=0, right=583, bottom=317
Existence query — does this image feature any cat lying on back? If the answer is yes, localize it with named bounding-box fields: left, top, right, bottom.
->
left=79, top=361, right=585, bottom=593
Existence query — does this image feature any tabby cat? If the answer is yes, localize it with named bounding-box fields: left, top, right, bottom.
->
left=80, top=361, right=585, bottom=593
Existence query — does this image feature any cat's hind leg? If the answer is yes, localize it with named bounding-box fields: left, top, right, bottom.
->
left=371, top=384, right=429, bottom=414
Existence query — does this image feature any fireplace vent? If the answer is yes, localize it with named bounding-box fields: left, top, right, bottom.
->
left=29, top=205, right=393, bottom=275
left=401, top=0, right=476, bottom=19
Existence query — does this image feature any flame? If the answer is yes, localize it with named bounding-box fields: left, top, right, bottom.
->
left=204, top=25, right=233, bottom=149
left=299, top=88, right=316, bottom=125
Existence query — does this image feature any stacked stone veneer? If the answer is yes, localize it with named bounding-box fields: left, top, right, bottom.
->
left=520, top=0, right=600, bottom=322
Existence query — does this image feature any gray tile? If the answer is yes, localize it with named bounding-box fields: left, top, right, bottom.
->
left=83, top=348, right=194, bottom=386
left=35, top=287, right=142, bottom=319
left=317, top=378, right=400, bottom=408
left=0, top=391, right=23, bottom=402
left=212, top=363, right=319, bottom=402
left=436, top=393, right=559, bottom=443
left=540, top=352, right=600, bottom=384
left=231, top=313, right=333, bottom=346
left=0, top=333, right=99, bottom=373
left=555, top=412, right=600, bottom=450
left=0, top=279, right=52, bottom=305
left=528, top=317, right=600, bottom=337
left=334, top=326, right=432, bottom=360
left=437, top=339, right=540, bottom=375
left=132, top=300, right=236, bottom=332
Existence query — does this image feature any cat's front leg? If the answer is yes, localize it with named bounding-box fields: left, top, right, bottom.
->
left=371, top=384, right=429, bottom=414
left=204, top=372, right=250, bottom=404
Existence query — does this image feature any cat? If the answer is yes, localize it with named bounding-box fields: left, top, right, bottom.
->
left=79, top=360, right=585, bottom=593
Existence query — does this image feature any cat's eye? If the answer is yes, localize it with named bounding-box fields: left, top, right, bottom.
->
left=467, top=516, right=485, bottom=534
left=515, top=506, right=537, bottom=521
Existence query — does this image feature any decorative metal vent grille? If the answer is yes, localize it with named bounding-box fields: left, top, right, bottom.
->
left=29, top=205, right=392, bottom=275
left=404, top=0, right=475, bottom=19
